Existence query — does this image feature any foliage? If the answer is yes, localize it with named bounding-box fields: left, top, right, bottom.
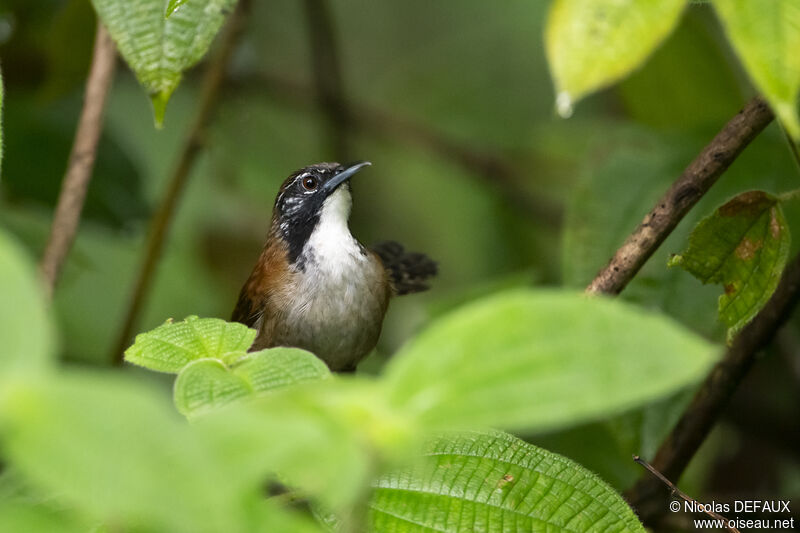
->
left=89, top=0, right=237, bottom=125
left=546, top=0, right=686, bottom=117
left=371, top=430, right=645, bottom=532
left=545, top=0, right=800, bottom=139
left=0, top=227, right=721, bottom=530
left=713, top=0, right=800, bottom=139
left=2, top=0, right=800, bottom=531
left=669, top=191, right=791, bottom=342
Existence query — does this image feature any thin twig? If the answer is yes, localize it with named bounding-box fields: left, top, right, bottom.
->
left=40, top=22, right=116, bottom=297
left=112, top=0, right=250, bottom=364
left=626, top=250, right=800, bottom=524
left=232, top=74, right=562, bottom=227
left=632, top=456, right=740, bottom=533
left=302, top=0, right=352, bottom=161
left=586, top=97, right=774, bottom=295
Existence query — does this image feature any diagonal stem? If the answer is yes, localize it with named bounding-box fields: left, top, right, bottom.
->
left=626, top=249, right=800, bottom=525
left=586, top=97, right=773, bottom=295
left=40, top=22, right=116, bottom=297
left=112, top=0, right=250, bottom=364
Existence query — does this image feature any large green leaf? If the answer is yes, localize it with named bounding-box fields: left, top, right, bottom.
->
left=0, top=373, right=317, bottom=533
left=713, top=0, right=800, bottom=139
left=196, top=379, right=390, bottom=512
left=124, top=315, right=255, bottom=373
left=370, top=429, right=645, bottom=532
left=0, top=501, right=88, bottom=533
left=174, top=347, right=330, bottom=417
left=90, top=0, right=237, bottom=126
left=668, top=191, right=791, bottom=342
left=0, top=230, right=54, bottom=379
left=545, top=0, right=686, bottom=116
left=385, top=289, right=717, bottom=433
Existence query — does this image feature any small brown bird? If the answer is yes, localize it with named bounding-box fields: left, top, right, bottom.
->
left=231, top=161, right=437, bottom=372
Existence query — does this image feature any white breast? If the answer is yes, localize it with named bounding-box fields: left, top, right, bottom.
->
left=277, top=187, right=389, bottom=370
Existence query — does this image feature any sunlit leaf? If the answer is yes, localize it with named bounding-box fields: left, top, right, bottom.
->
left=371, top=429, right=645, bottom=533
left=385, top=289, right=717, bottom=433
left=545, top=0, right=685, bottom=116
left=0, top=230, right=54, bottom=379
left=124, top=315, right=255, bottom=373
left=174, top=347, right=330, bottom=417
left=713, top=0, right=800, bottom=139
left=90, top=0, right=237, bottom=126
left=668, top=191, right=791, bottom=342
left=0, top=373, right=318, bottom=533
left=166, top=0, right=189, bottom=17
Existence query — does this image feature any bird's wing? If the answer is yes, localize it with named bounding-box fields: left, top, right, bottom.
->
left=230, top=287, right=262, bottom=328
left=372, top=241, right=438, bottom=295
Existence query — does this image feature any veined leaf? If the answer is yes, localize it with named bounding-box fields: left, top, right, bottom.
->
left=371, top=429, right=645, bottom=533
left=166, top=0, right=189, bottom=17
left=545, top=0, right=685, bottom=117
left=668, top=191, right=791, bottom=342
left=713, top=0, right=800, bottom=139
left=124, top=315, right=255, bottom=373
left=90, top=0, right=237, bottom=126
left=174, top=347, right=330, bottom=417
left=0, top=230, right=54, bottom=379
left=385, top=289, right=716, bottom=433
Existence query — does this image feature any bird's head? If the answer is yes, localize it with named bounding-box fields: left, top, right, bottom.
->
left=272, top=161, right=371, bottom=262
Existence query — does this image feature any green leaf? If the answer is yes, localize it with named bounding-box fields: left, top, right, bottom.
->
left=124, top=315, right=256, bottom=373
left=0, top=230, right=54, bottom=379
left=174, top=347, right=330, bottom=417
left=385, top=289, right=716, bottom=433
left=0, top=501, right=88, bottom=533
left=90, top=0, right=237, bottom=126
left=713, top=0, right=800, bottom=139
left=166, top=0, right=189, bottom=17
left=197, top=380, right=386, bottom=511
left=545, top=0, right=686, bottom=116
left=370, top=429, right=645, bottom=533
left=0, top=372, right=318, bottom=533
left=668, top=191, right=791, bottom=342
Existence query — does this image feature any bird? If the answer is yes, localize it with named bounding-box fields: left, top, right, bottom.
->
left=231, top=161, right=437, bottom=372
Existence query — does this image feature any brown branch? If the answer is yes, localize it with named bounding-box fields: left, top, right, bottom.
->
left=633, top=456, right=739, bottom=533
left=112, top=0, right=250, bottom=364
left=586, top=97, right=774, bottom=295
left=302, top=0, right=352, bottom=161
left=40, top=22, right=116, bottom=297
left=626, top=249, right=800, bottom=524
left=233, top=73, right=562, bottom=227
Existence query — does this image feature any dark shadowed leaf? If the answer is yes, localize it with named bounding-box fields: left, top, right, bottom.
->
left=669, top=191, right=791, bottom=342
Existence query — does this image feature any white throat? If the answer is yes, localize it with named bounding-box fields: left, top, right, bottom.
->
left=304, top=186, right=363, bottom=270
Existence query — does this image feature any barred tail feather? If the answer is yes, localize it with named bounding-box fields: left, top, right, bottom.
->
left=372, top=241, right=437, bottom=295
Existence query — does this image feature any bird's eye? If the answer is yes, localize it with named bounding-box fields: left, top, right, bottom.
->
left=302, top=175, right=318, bottom=191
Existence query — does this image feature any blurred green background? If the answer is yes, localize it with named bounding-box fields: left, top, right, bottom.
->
left=1, top=0, right=798, bottom=508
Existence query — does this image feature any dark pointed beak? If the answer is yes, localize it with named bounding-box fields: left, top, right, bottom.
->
left=323, top=161, right=371, bottom=192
